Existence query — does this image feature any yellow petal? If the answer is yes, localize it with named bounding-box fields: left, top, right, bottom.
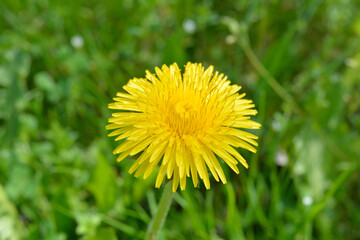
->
left=155, top=163, right=168, bottom=188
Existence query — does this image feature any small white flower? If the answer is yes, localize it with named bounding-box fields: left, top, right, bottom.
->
left=302, top=196, right=313, bottom=206
left=275, top=150, right=288, bottom=167
left=271, top=119, right=281, bottom=132
left=71, top=35, right=84, bottom=48
left=183, top=19, right=196, bottom=34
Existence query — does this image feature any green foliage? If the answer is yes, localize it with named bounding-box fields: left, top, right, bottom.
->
left=87, top=151, right=117, bottom=212
left=1, top=0, right=359, bottom=239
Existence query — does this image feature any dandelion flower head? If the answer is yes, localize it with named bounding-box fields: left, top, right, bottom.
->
left=107, top=62, right=261, bottom=191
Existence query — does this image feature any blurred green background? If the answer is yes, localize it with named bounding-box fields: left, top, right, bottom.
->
left=1, top=0, right=360, bottom=239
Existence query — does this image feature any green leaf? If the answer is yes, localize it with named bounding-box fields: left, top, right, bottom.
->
left=0, top=184, right=25, bottom=240
left=34, top=71, right=55, bottom=91
left=87, top=153, right=117, bottom=212
left=34, top=71, right=60, bottom=102
left=88, top=227, right=118, bottom=240
left=75, top=212, right=101, bottom=236
left=5, top=163, right=38, bottom=201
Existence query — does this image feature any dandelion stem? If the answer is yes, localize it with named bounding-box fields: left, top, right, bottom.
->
left=145, top=181, right=174, bottom=240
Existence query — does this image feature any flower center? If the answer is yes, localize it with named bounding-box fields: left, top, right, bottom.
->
left=164, top=98, right=203, bottom=136
left=174, top=101, right=196, bottom=119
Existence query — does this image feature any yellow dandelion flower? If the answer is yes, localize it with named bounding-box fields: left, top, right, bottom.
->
left=107, top=62, right=261, bottom=192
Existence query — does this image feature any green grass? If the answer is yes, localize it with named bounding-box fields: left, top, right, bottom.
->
left=1, top=0, right=360, bottom=239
